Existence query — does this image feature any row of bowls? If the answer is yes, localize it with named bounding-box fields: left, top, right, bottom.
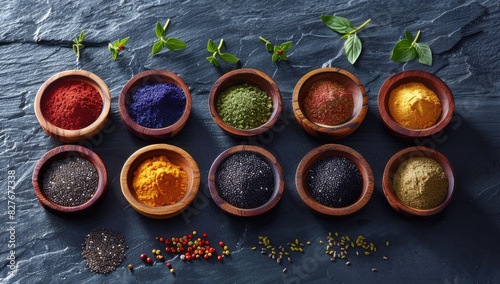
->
left=32, top=143, right=455, bottom=218
left=34, top=68, right=455, bottom=143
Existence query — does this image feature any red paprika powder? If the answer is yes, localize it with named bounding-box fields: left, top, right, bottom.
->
left=41, top=80, right=103, bottom=130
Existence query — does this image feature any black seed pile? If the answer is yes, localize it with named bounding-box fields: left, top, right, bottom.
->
left=82, top=228, right=126, bottom=274
left=307, top=156, right=363, bottom=208
left=216, top=152, right=274, bottom=209
left=41, top=156, right=98, bottom=206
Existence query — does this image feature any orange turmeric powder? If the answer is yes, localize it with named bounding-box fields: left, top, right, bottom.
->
left=132, top=155, right=187, bottom=206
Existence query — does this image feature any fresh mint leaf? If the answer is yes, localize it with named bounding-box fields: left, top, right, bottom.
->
left=108, top=36, right=130, bottom=60
left=280, top=41, right=292, bottom=52
left=219, top=52, right=239, bottom=63
left=151, top=19, right=187, bottom=55
left=152, top=40, right=164, bottom=55
left=155, top=22, right=164, bottom=38
left=260, top=37, right=293, bottom=62
left=404, top=30, right=414, bottom=41
left=207, top=39, right=217, bottom=53
left=164, top=37, right=187, bottom=50
left=206, top=39, right=239, bottom=67
left=321, top=15, right=354, bottom=34
left=414, top=42, right=432, bottom=66
left=391, top=30, right=432, bottom=66
left=390, top=39, right=417, bottom=62
left=344, top=33, right=362, bottom=65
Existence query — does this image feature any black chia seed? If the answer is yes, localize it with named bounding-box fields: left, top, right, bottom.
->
left=82, top=228, right=126, bottom=274
left=41, top=156, right=98, bottom=206
left=307, top=156, right=363, bottom=208
left=216, top=152, right=274, bottom=209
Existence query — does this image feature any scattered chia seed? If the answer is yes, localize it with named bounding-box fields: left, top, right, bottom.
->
left=82, top=228, right=126, bottom=274
left=41, top=156, right=98, bottom=206
left=216, top=152, right=274, bottom=209
left=307, top=156, right=363, bottom=208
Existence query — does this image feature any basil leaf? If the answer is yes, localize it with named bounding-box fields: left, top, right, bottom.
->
left=280, top=41, right=293, bottom=52
left=155, top=22, right=164, bottom=38
left=112, top=52, right=118, bottom=60
left=404, top=30, right=414, bottom=41
left=279, top=53, right=287, bottom=60
left=151, top=40, right=164, bottom=55
left=207, top=56, right=220, bottom=67
left=219, top=52, right=239, bottom=63
left=119, top=37, right=130, bottom=46
left=164, top=37, right=187, bottom=50
left=414, top=42, right=432, bottom=66
left=265, top=42, right=273, bottom=52
left=390, top=39, right=417, bottom=62
left=207, top=39, right=217, bottom=53
left=321, top=15, right=354, bottom=35
left=344, top=33, right=362, bottom=64
left=272, top=53, right=279, bottom=62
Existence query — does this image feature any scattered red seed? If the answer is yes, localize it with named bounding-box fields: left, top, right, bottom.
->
left=219, top=241, right=225, bottom=247
left=218, top=255, right=223, bottom=261
left=140, top=254, right=147, bottom=261
left=146, top=257, right=152, bottom=264
left=202, top=233, right=207, bottom=238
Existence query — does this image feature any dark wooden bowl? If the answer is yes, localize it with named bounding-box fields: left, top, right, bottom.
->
left=118, top=70, right=192, bottom=141
left=295, top=144, right=374, bottom=216
left=208, top=145, right=285, bottom=217
left=32, top=145, right=108, bottom=214
left=208, top=68, right=283, bottom=138
left=34, top=70, right=111, bottom=143
left=382, top=146, right=455, bottom=217
left=120, top=144, right=200, bottom=219
left=377, top=70, right=455, bottom=139
left=292, top=67, right=368, bottom=139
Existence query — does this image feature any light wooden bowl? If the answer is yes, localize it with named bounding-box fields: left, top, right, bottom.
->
left=377, top=70, right=455, bottom=139
left=292, top=67, right=368, bottom=139
left=34, top=70, right=111, bottom=143
left=32, top=145, right=107, bottom=214
left=295, top=144, right=374, bottom=216
left=382, top=146, right=455, bottom=217
left=208, top=145, right=285, bottom=217
left=208, top=68, right=283, bottom=138
left=118, top=70, right=192, bottom=141
left=120, top=144, right=200, bottom=219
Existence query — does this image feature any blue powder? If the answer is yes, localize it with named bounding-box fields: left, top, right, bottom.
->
left=128, top=83, right=186, bottom=128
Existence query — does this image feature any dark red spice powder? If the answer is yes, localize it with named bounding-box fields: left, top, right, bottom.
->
left=303, top=80, right=354, bottom=126
left=41, top=80, right=103, bottom=130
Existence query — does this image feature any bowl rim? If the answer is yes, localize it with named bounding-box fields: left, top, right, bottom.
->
left=377, top=70, right=455, bottom=138
left=34, top=70, right=111, bottom=142
left=292, top=67, right=368, bottom=139
left=295, top=143, right=374, bottom=216
left=120, top=143, right=200, bottom=219
left=208, top=145, right=285, bottom=217
left=118, top=69, right=192, bottom=140
left=208, top=68, right=283, bottom=138
left=382, top=146, right=455, bottom=216
left=32, top=145, right=108, bottom=213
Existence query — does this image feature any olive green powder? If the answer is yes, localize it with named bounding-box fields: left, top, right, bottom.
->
left=393, top=157, right=448, bottom=209
left=216, top=83, right=273, bottom=129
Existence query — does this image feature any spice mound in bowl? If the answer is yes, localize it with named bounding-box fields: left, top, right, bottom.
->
left=34, top=70, right=111, bottom=143
left=378, top=70, right=455, bottom=139
left=209, top=68, right=283, bottom=138
left=118, top=70, right=192, bottom=141
left=120, top=144, right=200, bottom=219
left=295, top=144, right=374, bottom=216
left=208, top=145, right=285, bottom=217
left=382, top=146, right=455, bottom=217
left=32, top=145, right=107, bottom=214
left=292, top=67, right=368, bottom=139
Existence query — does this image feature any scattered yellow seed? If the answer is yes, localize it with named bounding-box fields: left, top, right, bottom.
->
left=127, top=264, right=133, bottom=270
left=364, top=251, right=370, bottom=256
left=192, top=230, right=197, bottom=235
left=386, top=241, right=390, bottom=247
left=306, top=241, right=311, bottom=245
left=335, top=232, right=339, bottom=237
left=252, top=247, right=256, bottom=251
left=170, top=268, right=175, bottom=273
left=258, top=236, right=264, bottom=240
left=319, top=240, right=324, bottom=244
left=351, top=242, right=355, bottom=248
left=295, top=239, right=299, bottom=245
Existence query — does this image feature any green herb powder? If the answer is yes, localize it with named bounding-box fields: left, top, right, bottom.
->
left=216, top=83, right=272, bottom=129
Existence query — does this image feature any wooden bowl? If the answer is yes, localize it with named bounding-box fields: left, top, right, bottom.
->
left=32, top=145, right=107, bottom=214
left=377, top=70, right=455, bottom=139
left=382, top=146, right=455, bottom=217
left=120, top=144, right=200, bottom=219
left=295, top=144, right=374, bottom=216
left=34, top=70, right=111, bottom=143
left=118, top=70, right=192, bottom=141
left=208, top=145, right=285, bottom=217
left=292, top=67, right=368, bottom=139
left=208, top=68, right=283, bottom=138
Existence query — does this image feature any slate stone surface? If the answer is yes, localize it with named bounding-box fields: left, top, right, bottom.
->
left=1, top=0, right=499, bottom=283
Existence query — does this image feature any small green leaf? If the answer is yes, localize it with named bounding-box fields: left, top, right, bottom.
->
left=219, top=52, right=239, bottom=63
left=119, top=37, right=130, bottom=46
left=207, top=39, right=217, bottom=53
left=321, top=15, right=354, bottom=35
left=279, top=53, right=287, bottom=60
left=344, top=33, right=362, bottom=64
left=414, top=42, right=432, bottom=66
left=107, top=43, right=114, bottom=51
left=265, top=42, right=273, bottom=52
left=272, top=53, right=279, bottom=62
left=164, top=37, right=187, bottom=50
left=390, top=39, right=417, bottom=62
left=155, top=22, right=164, bottom=38
left=152, top=40, right=164, bottom=55
left=78, top=31, right=85, bottom=41
left=207, top=56, right=220, bottom=67
left=404, top=30, right=414, bottom=41
left=280, top=41, right=292, bottom=52
left=112, top=52, right=118, bottom=60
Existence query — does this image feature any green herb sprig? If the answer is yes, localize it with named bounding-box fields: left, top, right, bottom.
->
left=108, top=37, right=130, bottom=60
left=206, top=39, right=239, bottom=67
left=321, top=15, right=371, bottom=64
left=391, top=30, right=432, bottom=66
left=72, top=31, right=85, bottom=60
left=152, top=19, right=187, bottom=55
left=259, top=36, right=293, bottom=62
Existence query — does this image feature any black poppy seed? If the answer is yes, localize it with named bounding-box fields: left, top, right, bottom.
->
left=216, top=152, right=274, bottom=209
left=307, top=156, right=363, bottom=208
left=81, top=228, right=126, bottom=274
left=41, top=156, right=98, bottom=206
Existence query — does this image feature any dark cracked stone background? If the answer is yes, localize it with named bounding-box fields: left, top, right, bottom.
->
left=1, top=0, right=499, bottom=283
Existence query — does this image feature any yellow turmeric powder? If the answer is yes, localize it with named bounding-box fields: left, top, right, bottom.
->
left=132, top=155, right=187, bottom=207
left=388, top=82, right=442, bottom=129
